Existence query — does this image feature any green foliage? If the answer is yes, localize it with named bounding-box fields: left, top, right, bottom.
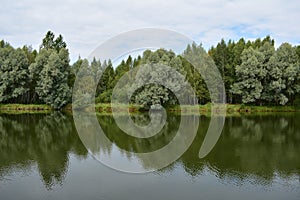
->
left=128, top=49, right=185, bottom=108
left=96, top=89, right=112, bottom=103
left=209, top=36, right=276, bottom=104
left=97, top=60, right=114, bottom=97
left=231, top=40, right=300, bottom=105
left=266, top=43, right=300, bottom=105
left=0, top=47, right=30, bottom=103
left=1, top=34, right=300, bottom=109
left=231, top=47, right=266, bottom=104
left=40, top=31, right=67, bottom=52
left=22, top=45, right=37, bottom=64
left=35, top=48, right=71, bottom=109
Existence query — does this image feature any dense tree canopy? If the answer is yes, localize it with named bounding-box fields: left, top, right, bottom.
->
left=35, top=48, right=71, bottom=109
left=1, top=32, right=300, bottom=108
left=0, top=31, right=70, bottom=109
left=0, top=47, right=30, bottom=103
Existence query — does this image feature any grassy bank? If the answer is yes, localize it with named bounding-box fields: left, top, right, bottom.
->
left=169, top=104, right=299, bottom=114
left=94, top=103, right=142, bottom=113
left=0, top=104, right=53, bottom=114
left=0, top=103, right=299, bottom=114
left=225, top=104, right=298, bottom=113
left=94, top=103, right=299, bottom=114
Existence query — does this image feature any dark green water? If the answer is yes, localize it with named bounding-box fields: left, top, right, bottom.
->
left=0, top=112, right=299, bottom=200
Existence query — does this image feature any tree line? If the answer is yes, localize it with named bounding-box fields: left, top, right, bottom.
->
left=209, top=37, right=300, bottom=105
left=1, top=31, right=300, bottom=109
left=0, top=31, right=70, bottom=109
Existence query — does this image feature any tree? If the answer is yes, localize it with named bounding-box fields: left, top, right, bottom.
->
left=68, top=56, right=84, bottom=88
left=0, top=48, right=30, bottom=103
left=133, top=55, right=142, bottom=68
left=22, top=45, right=37, bottom=64
left=131, top=83, right=171, bottom=107
left=295, top=45, right=300, bottom=63
left=258, top=41, right=275, bottom=102
left=180, top=56, right=210, bottom=104
left=72, top=59, right=96, bottom=107
left=209, top=39, right=237, bottom=103
left=209, top=39, right=228, bottom=78
left=129, top=63, right=187, bottom=108
left=90, top=57, right=102, bottom=83
left=231, top=47, right=266, bottom=104
left=35, top=49, right=71, bottom=109
left=128, top=49, right=186, bottom=107
left=184, top=43, right=220, bottom=104
left=115, top=59, right=129, bottom=78
left=0, top=40, right=11, bottom=48
left=29, top=49, right=52, bottom=103
left=266, top=43, right=300, bottom=105
left=96, top=60, right=115, bottom=102
left=40, top=31, right=67, bottom=52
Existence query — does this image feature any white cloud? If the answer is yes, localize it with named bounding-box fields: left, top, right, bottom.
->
left=1, top=0, right=299, bottom=62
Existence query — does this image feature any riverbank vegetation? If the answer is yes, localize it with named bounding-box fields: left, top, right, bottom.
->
left=1, top=31, right=300, bottom=110
left=1, top=103, right=298, bottom=115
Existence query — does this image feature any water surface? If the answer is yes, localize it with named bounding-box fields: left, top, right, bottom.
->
left=0, top=112, right=299, bottom=200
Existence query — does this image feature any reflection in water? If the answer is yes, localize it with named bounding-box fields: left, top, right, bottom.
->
left=0, top=113, right=87, bottom=189
left=99, top=114, right=180, bottom=153
left=0, top=113, right=300, bottom=190
left=97, top=113, right=300, bottom=183
left=181, top=114, right=300, bottom=184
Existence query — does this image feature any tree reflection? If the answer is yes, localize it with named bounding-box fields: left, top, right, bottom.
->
left=181, top=113, right=300, bottom=183
left=97, top=113, right=300, bottom=182
left=98, top=113, right=179, bottom=153
left=1, top=112, right=300, bottom=188
left=0, top=113, right=88, bottom=189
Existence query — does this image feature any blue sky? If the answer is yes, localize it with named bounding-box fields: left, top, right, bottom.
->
left=1, top=0, right=299, bottom=63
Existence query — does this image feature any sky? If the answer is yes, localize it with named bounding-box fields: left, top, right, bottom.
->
left=1, top=0, right=300, bottom=63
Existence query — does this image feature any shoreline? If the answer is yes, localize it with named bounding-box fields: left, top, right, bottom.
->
left=0, top=103, right=299, bottom=114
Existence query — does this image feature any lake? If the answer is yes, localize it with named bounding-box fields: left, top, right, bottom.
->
left=0, top=112, right=299, bottom=200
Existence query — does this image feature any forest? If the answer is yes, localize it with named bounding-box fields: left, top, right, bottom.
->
left=1, top=31, right=300, bottom=109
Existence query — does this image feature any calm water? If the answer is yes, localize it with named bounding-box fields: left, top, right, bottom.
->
left=0, top=112, right=299, bottom=200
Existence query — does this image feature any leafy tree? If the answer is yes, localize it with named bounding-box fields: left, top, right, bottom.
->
left=22, top=45, right=37, bottom=64
left=258, top=41, right=275, bottom=102
left=231, top=47, right=266, bottom=104
left=266, top=43, right=300, bottom=105
left=29, top=49, right=52, bottom=103
left=129, top=62, right=187, bottom=108
left=295, top=45, right=300, bottom=63
left=1, top=34, right=300, bottom=107
left=35, top=49, right=71, bottom=109
left=127, top=49, right=187, bottom=107
left=0, top=47, right=30, bottom=103
left=132, top=83, right=172, bottom=107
